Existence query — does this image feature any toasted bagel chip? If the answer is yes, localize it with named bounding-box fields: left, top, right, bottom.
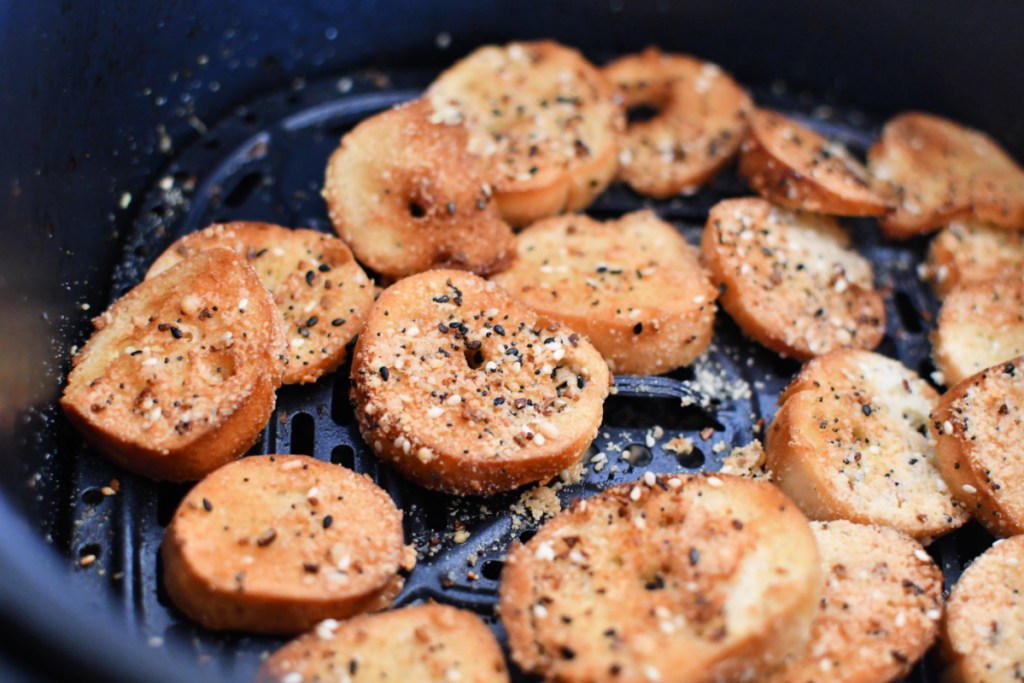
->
left=924, top=220, right=1024, bottom=297
left=427, top=40, right=622, bottom=227
left=932, top=278, right=1024, bottom=387
left=933, top=356, right=1024, bottom=537
left=943, top=535, right=1024, bottom=683
left=766, top=350, right=969, bottom=541
left=739, top=108, right=888, bottom=216
left=701, top=197, right=885, bottom=360
left=605, top=47, right=752, bottom=198
left=258, top=603, right=509, bottom=683
left=323, top=99, right=515, bottom=279
left=499, top=474, right=822, bottom=683
left=490, top=210, right=717, bottom=375
left=147, top=221, right=373, bottom=385
left=351, top=269, right=610, bottom=495
left=868, top=112, right=1024, bottom=238
left=766, top=520, right=943, bottom=683
left=162, top=455, right=408, bottom=634
left=61, top=249, right=285, bottom=482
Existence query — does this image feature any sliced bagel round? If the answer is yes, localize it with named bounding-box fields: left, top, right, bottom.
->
left=60, top=249, right=285, bottom=482
left=351, top=269, right=610, bottom=495
left=739, top=108, right=888, bottom=216
left=943, top=535, right=1024, bottom=682
left=146, top=221, right=373, bottom=385
left=868, top=111, right=1024, bottom=238
left=490, top=210, right=717, bottom=375
left=162, top=455, right=409, bottom=634
left=765, top=350, right=969, bottom=541
left=258, top=603, right=509, bottom=683
left=499, top=473, right=823, bottom=683
left=323, top=99, right=515, bottom=279
left=924, top=220, right=1024, bottom=297
left=932, top=278, right=1024, bottom=387
left=701, top=197, right=885, bottom=360
left=765, top=520, right=943, bottom=683
left=933, top=356, right=1024, bottom=537
left=426, top=40, right=622, bottom=227
left=604, top=47, right=752, bottom=198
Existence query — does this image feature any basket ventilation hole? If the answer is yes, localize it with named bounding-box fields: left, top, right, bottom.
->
left=290, top=412, right=315, bottom=457
left=676, top=447, right=706, bottom=470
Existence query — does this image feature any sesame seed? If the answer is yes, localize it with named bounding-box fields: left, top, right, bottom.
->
left=914, top=549, right=931, bottom=562
left=706, top=476, right=723, bottom=488
left=942, top=421, right=953, bottom=435
left=202, top=498, right=213, bottom=512
left=323, top=515, right=334, bottom=529
left=962, top=484, right=978, bottom=494
left=643, top=472, right=657, bottom=487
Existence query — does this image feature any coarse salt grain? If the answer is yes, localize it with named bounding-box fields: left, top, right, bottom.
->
left=315, top=618, right=339, bottom=640
left=534, top=541, right=556, bottom=561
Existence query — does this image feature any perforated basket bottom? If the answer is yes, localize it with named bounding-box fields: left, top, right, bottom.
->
left=57, top=68, right=991, bottom=681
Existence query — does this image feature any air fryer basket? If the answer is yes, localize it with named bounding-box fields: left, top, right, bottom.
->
left=2, top=2, right=1022, bottom=682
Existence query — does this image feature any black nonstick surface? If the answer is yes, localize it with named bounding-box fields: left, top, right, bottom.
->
left=50, top=65, right=995, bottom=682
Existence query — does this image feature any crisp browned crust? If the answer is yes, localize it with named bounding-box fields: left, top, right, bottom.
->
left=257, top=603, right=510, bottom=683
left=932, top=356, right=1024, bottom=537
left=942, top=535, right=1024, bottom=682
left=739, top=108, right=888, bottom=216
left=765, top=350, right=969, bottom=541
left=765, top=520, right=943, bottom=683
left=146, top=221, right=373, bottom=385
left=427, top=40, right=623, bottom=227
left=924, top=220, right=1024, bottom=297
left=604, top=47, right=752, bottom=198
left=351, top=269, right=610, bottom=495
left=323, top=99, right=515, bottom=279
left=490, top=210, right=717, bottom=375
left=701, top=198, right=885, bottom=360
left=868, top=112, right=1024, bottom=238
left=498, top=473, right=822, bottom=683
left=932, top=278, right=1024, bottom=387
left=162, top=455, right=408, bottom=634
left=60, top=249, right=285, bottom=482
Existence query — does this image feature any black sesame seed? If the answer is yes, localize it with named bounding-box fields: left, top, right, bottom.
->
left=323, top=515, right=334, bottom=529
left=331, top=318, right=345, bottom=327
left=862, top=404, right=872, bottom=416
left=689, top=547, right=700, bottom=566
left=493, top=324, right=506, bottom=336
left=202, top=498, right=212, bottom=512
left=298, top=326, right=310, bottom=338
left=318, top=263, right=332, bottom=272
left=433, top=295, right=450, bottom=303
left=306, top=316, right=318, bottom=327
left=169, top=326, right=183, bottom=339
left=633, top=322, right=643, bottom=335
left=379, top=366, right=390, bottom=381
left=494, top=397, right=505, bottom=405
left=305, top=270, right=315, bottom=286
left=447, top=201, right=456, bottom=215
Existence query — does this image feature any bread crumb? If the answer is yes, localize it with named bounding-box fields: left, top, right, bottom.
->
left=663, top=437, right=694, bottom=455
left=720, top=441, right=770, bottom=480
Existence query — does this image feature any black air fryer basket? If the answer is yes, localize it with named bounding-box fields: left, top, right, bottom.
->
left=2, top=2, right=1022, bottom=682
